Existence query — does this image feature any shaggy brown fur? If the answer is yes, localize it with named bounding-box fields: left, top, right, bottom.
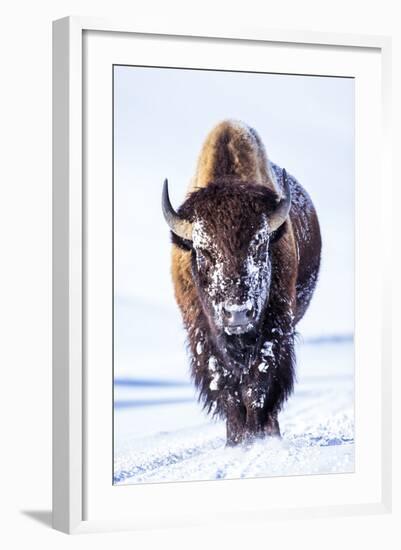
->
left=189, top=119, right=280, bottom=193
left=169, top=120, right=321, bottom=445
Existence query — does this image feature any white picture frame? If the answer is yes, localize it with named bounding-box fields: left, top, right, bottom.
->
left=52, top=16, right=392, bottom=534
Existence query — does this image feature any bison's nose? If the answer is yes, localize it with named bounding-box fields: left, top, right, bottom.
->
left=222, top=302, right=255, bottom=330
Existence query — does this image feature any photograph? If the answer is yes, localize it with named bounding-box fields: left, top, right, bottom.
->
left=113, top=65, right=355, bottom=485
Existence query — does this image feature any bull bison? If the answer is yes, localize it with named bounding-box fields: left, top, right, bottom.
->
left=162, top=120, right=321, bottom=445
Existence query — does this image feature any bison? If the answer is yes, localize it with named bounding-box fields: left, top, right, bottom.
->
left=162, top=120, right=321, bottom=445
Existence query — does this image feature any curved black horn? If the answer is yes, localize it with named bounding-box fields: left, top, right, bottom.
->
left=269, top=168, right=292, bottom=232
left=162, top=179, right=193, bottom=241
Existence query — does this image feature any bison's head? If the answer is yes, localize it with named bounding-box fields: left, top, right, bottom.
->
left=162, top=172, right=291, bottom=369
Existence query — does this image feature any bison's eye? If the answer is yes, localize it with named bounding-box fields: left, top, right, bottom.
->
left=195, top=248, right=215, bottom=277
left=196, top=248, right=213, bottom=265
left=250, top=238, right=268, bottom=259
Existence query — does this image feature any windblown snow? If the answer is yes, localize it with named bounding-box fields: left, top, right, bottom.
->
left=114, top=301, right=354, bottom=485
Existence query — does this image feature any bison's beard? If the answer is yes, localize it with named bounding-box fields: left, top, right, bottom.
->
left=216, top=330, right=260, bottom=373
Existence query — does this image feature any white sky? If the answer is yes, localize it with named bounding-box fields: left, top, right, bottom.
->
left=114, top=66, right=354, bottom=338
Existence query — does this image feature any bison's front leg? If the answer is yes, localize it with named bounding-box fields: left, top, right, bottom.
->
left=241, top=331, right=295, bottom=440
left=264, top=411, right=281, bottom=437
left=242, top=389, right=281, bottom=440
left=241, top=386, right=279, bottom=440
left=222, top=392, right=247, bottom=446
left=226, top=413, right=246, bottom=446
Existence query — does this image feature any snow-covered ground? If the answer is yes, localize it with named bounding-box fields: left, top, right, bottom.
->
left=114, top=337, right=354, bottom=485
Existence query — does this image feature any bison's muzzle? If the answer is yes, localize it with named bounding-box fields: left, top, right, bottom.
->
left=222, top=302, right=256, bottom=335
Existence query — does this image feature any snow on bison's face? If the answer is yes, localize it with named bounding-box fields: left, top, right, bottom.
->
left=162, top=172, right=291, bottom=368
left=191, top=214, right=271, bottom=336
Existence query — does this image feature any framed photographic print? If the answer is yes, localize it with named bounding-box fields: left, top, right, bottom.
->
left=52, top=17, right=392, bottom=533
